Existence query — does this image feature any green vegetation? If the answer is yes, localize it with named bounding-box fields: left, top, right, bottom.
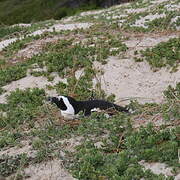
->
left=0, top=20, right=61, bottom=40
left=0, top=0, right=180, bottom=179
left=0, top=83, right=179, bottom=178
left=0, top=130, right=22, bottom=149
left=27, top=33, right=127, bottom=100
left=0, top=25, right=28, bottom=40
left=121, top=11, right=180, bottom=32
left=162, top=83, right=180, bottom=121
left=0, top=88, right=45, bottom=132
left=164, top=83, right=180, bottom=100
left=0, top=64, right=28, bottom=87
left=0, top=0, right=102, bottom=25
left=136, top=37, right=180, bottom=71
left=146, top=11, right=180, bottom=32
left=71, top=124, right=179, bottom=179
left=0, top=154, right=29, bottom=177
left=74, top=0, right=180, bottom=33
left=68, top=84, right=180, bottom=179
left=0, top=87, right=5, bottom=95
left=2, top=35, right=41, bottom=57
left=0, top=25, right=128, bottom=92
left=0, top=59, right=6, bottom=68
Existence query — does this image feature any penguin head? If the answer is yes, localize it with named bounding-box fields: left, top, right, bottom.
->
left=47, top=96, right=67, bottom=110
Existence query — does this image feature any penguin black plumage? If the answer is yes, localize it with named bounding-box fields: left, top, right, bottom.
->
left=47, top=95, right=129, bottom=120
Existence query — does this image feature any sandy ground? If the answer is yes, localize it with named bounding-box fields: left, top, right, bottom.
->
left=30, top=23, right=92, bottom=36
left=132, top=13, right=166, bottom=28
left=125, top=7, right=148, bottom=14
left=24, top=159, right=75, bottom=180
left=0, top=136, right=82, bottom=180
left=171, top=16, right=180, bottom=30
left=151, top=0, right=170, bottom=4
left=12, top=23, right=31, bottom=27
left=72, top=0, right=180, bottom=30
left=0, top=38, right=18, bottom=51
left=0, top=72, right=66, bottom=103
left=15, top=36, right=61, bottom=59
left=0, top=0, right=180, bottom=179
left=1, top=136, right=82, bottom=180
left=0, top=140, right=35, bottom=158
left=124, top=33, right=179, bottom=58
left=0, top=22, right=92, bottom=51
left=139, top=160, right=180, bottom=179
left=15, top=33, right=87, bottom=60
left=7, top=159, right=76, bottom=180
left=93, top=58, right=180, bottom=105
left=93, top=33, right=180, bottom=105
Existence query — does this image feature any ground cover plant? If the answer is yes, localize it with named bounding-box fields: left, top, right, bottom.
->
left=41, top=35, right=127, bottom=99
left=0, top=0, right=180, bottom=179
left=0, top=88, right=45, bottom=134
left=70, top=123, right=179, bottom=179
left=0, top=25, right=29, bottom=40
left=74, top=0, right=180, bottom=33
left=0, top=84, right=179, bottom=178
left=0, top=0, right=105, bottom=25
left=0, top=154, right=29, bottom=177
left=66, top=84, right=180, bottom=179
left=0, top=19, right=64, bottom=41
left=0, top=62, right=29, bottom=87
left=134, top=37, right=180, bottom=71
left=2, top=35, right=42, bottom=58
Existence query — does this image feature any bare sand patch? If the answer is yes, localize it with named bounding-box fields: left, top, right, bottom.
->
left=8, top=159, right=76, bottom=180
left=165, top=3, right=180, bottom=11
left=171, top=16, right=180, bottom=30
left=93, top=33, right=180, bottom=105
left=124, top=33, right=179, bottom=57
left=125, top=7, right=148, bottom=14
left=139, top=160, right=180, bottom=179
left=0, top=140, right=35, bottom=158
left=0, top=22, right=92, bottom=51
left=151, top=0, right=171, bottom=4
left=0, top=74, right=66, bottom=104
left=6, top=136, right=82, bottom=180
left=15, top=36, right=61, bottom=59
left=59, top=136, right=83, bottom=153
left=131, top=13, right=166, bottom=28
left=93, top=57, right=180, bottom=105
left=30, top=23, right=92, bottom=36
left=0, top=38, right=18, bottom=51
left=12, top=23, right=31, bottom=28
left=80, top=9, right=105, bottom=16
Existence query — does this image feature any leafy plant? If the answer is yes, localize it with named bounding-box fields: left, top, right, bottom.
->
left=0, top=88, right=45, bottom=129
left=70, top=121, right=179, bottom=179
left=164, top=83, right=180, bottom=100
left=0, top=0, right=102, bottom=25
left=0, top=64, right=27, bottom=87
left=0, top=154, right=28, bottom=177
left=0, top=87, right=5, bottom=95
left=0, top=130, right=22, bottom=149
left=2, top=35, right=41, bottom=57
left=139, top=38, right=180, bottom=71
left=0, top=25, right=28, bottom=40
left=162, top=83, right=180, bottom=121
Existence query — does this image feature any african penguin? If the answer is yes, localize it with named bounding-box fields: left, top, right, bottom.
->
left=47, top=95, right=129, bottom=120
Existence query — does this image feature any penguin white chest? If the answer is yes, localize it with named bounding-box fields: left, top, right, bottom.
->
left=61, top=110, right=76, bottom=120
left=60, top=96, right=75, bottom=120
